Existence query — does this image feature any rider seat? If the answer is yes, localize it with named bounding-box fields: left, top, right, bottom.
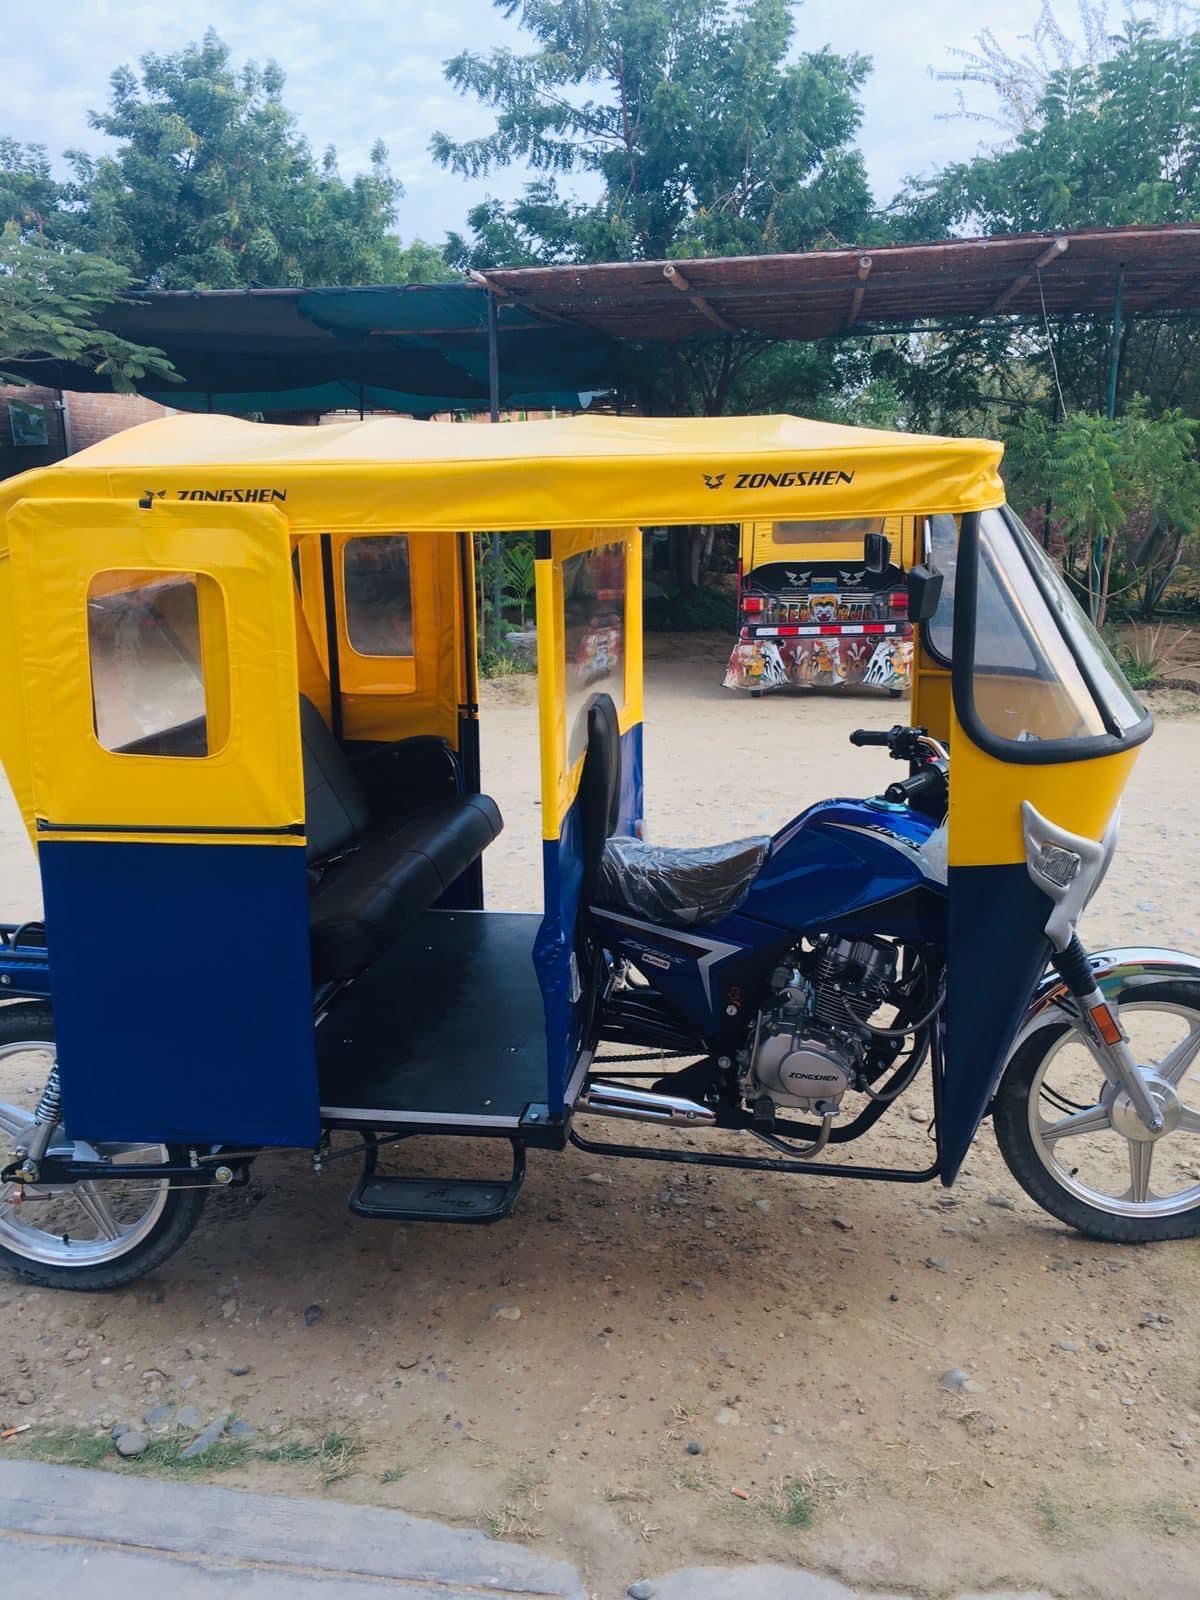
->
left=301, top=697, right=502, bottom=983
left=578, top=694, right=769, bottom=931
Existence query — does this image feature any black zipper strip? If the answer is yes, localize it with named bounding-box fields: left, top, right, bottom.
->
left=37, top=820, right=305, bottom=837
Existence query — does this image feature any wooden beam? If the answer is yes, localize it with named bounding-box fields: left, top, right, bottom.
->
left=847, top=255, right=872, bottom=327
left=466, top=269, right=584, bottom=330
left=990, top=236, right=1069, bottom=312
left=662, top=263, right=739, bottom=333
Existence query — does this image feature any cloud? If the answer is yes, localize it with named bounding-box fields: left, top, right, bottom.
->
left=5, top=0, right=1050, bottom=244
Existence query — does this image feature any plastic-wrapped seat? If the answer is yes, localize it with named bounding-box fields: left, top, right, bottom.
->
left=594, top=834, right=770, bottom=929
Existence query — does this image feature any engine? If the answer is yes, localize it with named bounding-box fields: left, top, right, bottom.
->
left=740, top=935, right=898, bottom=1117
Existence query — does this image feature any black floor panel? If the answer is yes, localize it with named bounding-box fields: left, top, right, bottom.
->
left=316, top=911, right=547, bottom=1124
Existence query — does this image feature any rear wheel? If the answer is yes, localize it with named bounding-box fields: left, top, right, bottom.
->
left=0, top=1005, right=206, bottom=1289
left=994, top=979, right=1200, bottom=1243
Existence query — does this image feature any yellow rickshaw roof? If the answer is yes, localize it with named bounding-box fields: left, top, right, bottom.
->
left=1, top=411, right=1005, bottom=530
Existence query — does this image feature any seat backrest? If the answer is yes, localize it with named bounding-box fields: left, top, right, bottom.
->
left=299, top=696, right=369, bottom=861
left=578, top=693, right=622, bottom=897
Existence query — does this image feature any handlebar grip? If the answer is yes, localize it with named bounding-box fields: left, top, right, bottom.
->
left=884, top=767, right=946, bottom=806
left=849, top=728, right=891, bottom=747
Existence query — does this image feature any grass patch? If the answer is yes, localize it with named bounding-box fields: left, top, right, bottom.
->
left=1033, top=1490, right=1072, bottom=1541
left=760, top=1469, right=846, bottom=1531
left=485, top=1460, right=547, bottom=1541
left=13, top=1424, right=362, bottom=1487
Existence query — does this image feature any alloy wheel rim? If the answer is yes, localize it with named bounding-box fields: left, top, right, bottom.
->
left=0, top=1040, right=171, bottom=1267
left=1027, top=1001, right=1200, bottom=1219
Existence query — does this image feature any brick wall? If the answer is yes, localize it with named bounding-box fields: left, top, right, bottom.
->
left=65, top=390, right=168, bottom=453
left=0, top=385, right=168, bottom=481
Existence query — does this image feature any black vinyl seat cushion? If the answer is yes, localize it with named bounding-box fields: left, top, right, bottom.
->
left=299, top=697, right=502, bottom=984
left=309, top=795, right=502, bottom=982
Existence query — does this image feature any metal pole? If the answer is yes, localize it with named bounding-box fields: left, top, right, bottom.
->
left=1105, top=269, right=1125, bottom=421
left=1092, top=269, right=1126, bottom=616
left=486, top=289, right=502, bottom=652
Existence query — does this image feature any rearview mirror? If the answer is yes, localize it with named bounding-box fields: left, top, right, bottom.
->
left=864, top=532, right=892, bottom=574
left=906, top=563, right=944, bottom=624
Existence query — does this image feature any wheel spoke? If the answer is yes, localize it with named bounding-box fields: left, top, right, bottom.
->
left=1158, top=1028, right=1200, bottom=1087
left=72, top=1182, right=122, bottom=1241
left=1177, top=1105, right=1200, bottom=1135
left=1041, top=1103, right=1111, bottom=1144
left=1126, top=1140, right=1155, bottom=1204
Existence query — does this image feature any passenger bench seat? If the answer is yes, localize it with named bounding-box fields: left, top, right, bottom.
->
left=300, top=698, right=502, bottom=983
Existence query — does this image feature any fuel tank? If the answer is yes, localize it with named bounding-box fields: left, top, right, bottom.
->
left=738, top=796, right=946, bottom=938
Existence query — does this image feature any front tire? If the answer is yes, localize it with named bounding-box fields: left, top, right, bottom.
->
left=994, top=979, right=1200, bottom=1243
left=0, top=1004, right=206, bottom=1289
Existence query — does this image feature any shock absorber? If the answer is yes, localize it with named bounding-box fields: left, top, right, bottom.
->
left=11, top=1064, right=62, bottom=1185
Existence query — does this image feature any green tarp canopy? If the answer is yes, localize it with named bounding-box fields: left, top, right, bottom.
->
left=12, top=282, right=621, bottom=416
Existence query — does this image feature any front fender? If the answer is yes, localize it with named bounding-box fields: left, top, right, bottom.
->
left=1006, top=945, right=1200, bottom=1059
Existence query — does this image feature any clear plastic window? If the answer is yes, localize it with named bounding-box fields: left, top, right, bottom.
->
left=564, top=542, right=627, bottom=765
left=87, top=572, right=219, bottom=756
left=343, top=536, right=413, bottom=657
left=922, top=513, right=958, bottom=664
left=772, top=518, right=883, bottom=545
left=969, top=509, right=1141, bottom=745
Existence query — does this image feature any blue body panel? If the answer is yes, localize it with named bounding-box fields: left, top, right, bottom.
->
left=39, top=841, right=319, bottom=1148
left=0, top=926, right=51, bottom=998
left=534, top=721, right=644, bottom=1112
left=941, top=862, right=1052, bottom=1183
left=592, top=797, right=946, bottom=1045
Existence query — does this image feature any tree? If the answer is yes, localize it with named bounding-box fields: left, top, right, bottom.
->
left=892, top=19, right=1200, bottom=425
left=0, top=229, right=178, bottom=391
left=436, top=0, right=872, bottom=267
left=436, top=0, right=875, bottom=436
left=1004, top=401, right=1200, bottom=622
left=1, top=30, right=444, bottom=290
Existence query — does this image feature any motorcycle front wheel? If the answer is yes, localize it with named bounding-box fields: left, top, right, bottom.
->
left=0, top=1004, right=206, bottom=1289
left=994, top=977, right=1200, bottom=1243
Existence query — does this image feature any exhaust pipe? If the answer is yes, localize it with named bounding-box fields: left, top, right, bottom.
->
left=577, top=1082, right=716, bottom=1126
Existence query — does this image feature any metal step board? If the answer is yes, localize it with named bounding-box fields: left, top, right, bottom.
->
left=348, top=1137, right=526, bottom=1224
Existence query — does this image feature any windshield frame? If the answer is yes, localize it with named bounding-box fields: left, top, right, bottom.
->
left=950, top=507, right=1154, bottom=765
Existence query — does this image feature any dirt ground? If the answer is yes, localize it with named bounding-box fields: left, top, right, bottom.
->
left=1, top=637, right=1199, bottom=1600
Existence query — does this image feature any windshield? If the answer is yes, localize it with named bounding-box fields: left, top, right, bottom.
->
left=961, top=508, right=1147, bottom=753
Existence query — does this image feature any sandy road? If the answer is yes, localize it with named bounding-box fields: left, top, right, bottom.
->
left=0, top=640, right=1197, bottom=1600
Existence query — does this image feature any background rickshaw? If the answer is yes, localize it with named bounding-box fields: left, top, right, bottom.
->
left=724, top=514, right=921, bottom=697
left=0, top=411, right=1196, bottom=1290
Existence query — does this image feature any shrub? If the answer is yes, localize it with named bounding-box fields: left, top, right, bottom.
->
left=644, top=586, right=736, bottom=632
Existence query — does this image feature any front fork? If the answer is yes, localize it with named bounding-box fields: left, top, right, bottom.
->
left=1052, top=935, right=1164, bottom=1132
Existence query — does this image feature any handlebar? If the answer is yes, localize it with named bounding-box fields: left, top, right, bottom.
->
left=884, top=767, right=947, bottom=807
left=849, top=724, right=930, bottom=760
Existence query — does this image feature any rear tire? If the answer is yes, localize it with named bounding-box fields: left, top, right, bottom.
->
left=993, top=979, right=1200, bottom=1243
left=0, top=1004, right=206, bottom=1289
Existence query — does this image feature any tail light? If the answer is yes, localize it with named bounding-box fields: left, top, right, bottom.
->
left=889, top=590, right=908, bottom=612
left=743, top=596, right=764, bottom=616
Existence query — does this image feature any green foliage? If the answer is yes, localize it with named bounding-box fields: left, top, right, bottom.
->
left=436, top=0, right=872, bottom=268
left=435, top=1, right=875, bottom=425
left=501, top=535, right=537, bottom=628
left=0, top=229, right=178, bottom=390
left=1, top=30, right=445, bottom=291
left=1004, top=401, right=1200, bottom=622
left=891, top=19, right=1200, bottom=426
left=644, top=585, right=735, bottom=631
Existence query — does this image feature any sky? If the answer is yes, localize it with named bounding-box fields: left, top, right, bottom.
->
left=2, top=0, right=1066, bottom=244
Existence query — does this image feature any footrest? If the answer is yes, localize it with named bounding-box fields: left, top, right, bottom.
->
left=348, top=1138, right=525, bottom=1224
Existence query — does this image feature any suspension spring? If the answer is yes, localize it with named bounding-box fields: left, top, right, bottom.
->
left=34, top=1065, right=62, bottom=1126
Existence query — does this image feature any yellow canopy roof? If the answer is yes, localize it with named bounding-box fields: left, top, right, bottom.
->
left=1, top=411, right=1005, bottom=531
